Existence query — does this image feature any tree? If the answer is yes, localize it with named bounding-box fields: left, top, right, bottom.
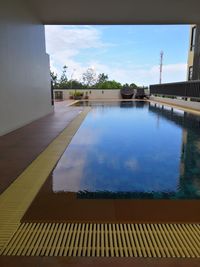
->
left=70, top=79, right=86, bottom=89
left=82, top=68, right=97, bottom=87
left=51, top=65, right=139, bottom=90
left=95, top=73, right=109, bottom=88
left=50, top=71, right=58, bottom=89
left=59, top=65, right=68, bottom=88
left=97, top=73, right=108, bottom=84
left=123, top=83, right=130, bottom=88
left=100, top=80, right=122, bottom=89
left=122, top=83, right=138, bottom=89
left=129, top=83, right=138, bottom=89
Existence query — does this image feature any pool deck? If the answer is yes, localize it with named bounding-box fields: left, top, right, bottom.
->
left=0, top=100, right=200, bottom=266
left=0, top=100, right=82, bottom=194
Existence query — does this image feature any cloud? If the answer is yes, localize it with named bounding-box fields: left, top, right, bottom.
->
left=45, top=25, right=187, bottom=86
left=45, top=25, right=105, bottom=54
left=85, top=61, right=187, bottom=86
left=131, top=63, right=187, bottom=85
left=45, top=25, right=109, bottom=80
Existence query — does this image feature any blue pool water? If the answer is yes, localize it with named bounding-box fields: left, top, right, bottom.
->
left=52, top=101, right=200, bottom=199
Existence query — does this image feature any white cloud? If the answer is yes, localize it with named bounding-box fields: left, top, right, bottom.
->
left=162, top=63, right=187, bottom=83
left=85, top=61, right=187, bottom=86
left=45, top=25, right=109, bottom=80
left=45, top=25, right=105, bottom=54
left=45, top=25, right=187, bottom=86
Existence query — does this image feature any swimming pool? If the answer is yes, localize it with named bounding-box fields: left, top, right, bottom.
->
left=52, top=101, right=200, bottom=199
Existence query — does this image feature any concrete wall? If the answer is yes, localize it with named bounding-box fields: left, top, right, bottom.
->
left=0, top=0, right=53, bottom=136
left=54, top=89, right=121, bottom=100
left=150, top=96, right=200, bottom=112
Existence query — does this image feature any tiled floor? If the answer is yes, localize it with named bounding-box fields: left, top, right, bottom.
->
left=0, top=101, right=82, bottom=194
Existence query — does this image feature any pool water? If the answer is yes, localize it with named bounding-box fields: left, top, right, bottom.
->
left=52, top=101, right=200, bottom=199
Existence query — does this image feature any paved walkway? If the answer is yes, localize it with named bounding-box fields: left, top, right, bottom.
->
left=0, top=101, right=82, bottom=194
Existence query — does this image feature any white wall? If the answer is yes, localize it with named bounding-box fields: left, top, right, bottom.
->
left=0, top=0, right=53, bottom=136
left=54, top=89, right=121, bottom=100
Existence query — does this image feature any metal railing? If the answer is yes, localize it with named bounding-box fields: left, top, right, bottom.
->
left=150, top=80, right=200, bottom=98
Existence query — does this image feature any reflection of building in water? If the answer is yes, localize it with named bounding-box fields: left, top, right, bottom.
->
left=148, top=102, right=200, bottom=132
left=180, top=129, right=187, bottom=176
left=181, top=128, right=200, bottom=193
left=187, top=25, right=200, bottom=80
left=120, top=101, right=134, bottom=108
left=120, top=101, right=146, bottom=108
left=149, top=103, right=200, bottom=197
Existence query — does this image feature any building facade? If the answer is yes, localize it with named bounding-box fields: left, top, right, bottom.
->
left=187, top=25, right=196, bottom=80
left=193, top=25, right=200, bottom=80
left=1, top=0, right=200, bottom=136
left=187, top=24, right=200, bottom=80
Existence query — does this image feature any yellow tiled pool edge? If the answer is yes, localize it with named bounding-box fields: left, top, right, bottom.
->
left=1, top=223, right=200, bottom=257
left=0, top=107, right=91, bottom=253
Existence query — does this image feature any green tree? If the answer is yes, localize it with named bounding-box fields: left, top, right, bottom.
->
left=50, top=71, right=58, bottom=89
left=95, top=73, right=109, bottom=88
left=122, top=83, right=138, bottom=89
left=82, top=68, right=97, bottom=87
left=123, top=83, right=130, bottom=88
left=70, top=79, right=86, bottom=89
left=97, top=73, right=108, bottom=84
left=129, top=83, right=138, bottom=89
left=59, top=65, right=68, bottom=88
left=100, top=80, right=122, bottom=89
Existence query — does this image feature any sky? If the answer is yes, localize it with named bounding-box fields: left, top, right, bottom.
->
left=45, top=25, right=190, bottom=86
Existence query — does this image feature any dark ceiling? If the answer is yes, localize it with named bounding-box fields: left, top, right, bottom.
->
left=26, top=0, right=200, bottom=25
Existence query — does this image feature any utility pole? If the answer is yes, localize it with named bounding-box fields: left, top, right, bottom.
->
left=159, top=51, right=164, bottom=84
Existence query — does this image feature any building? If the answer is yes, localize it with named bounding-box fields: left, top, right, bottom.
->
left=187, top=25, right=196, bottom=80
left=193, top=25, right=200, bottom=80
left=1, top=0, right=200, bottom=136
left=1, top=1, right=200, bottom=266
left=187, top=24, right=200, bottom=80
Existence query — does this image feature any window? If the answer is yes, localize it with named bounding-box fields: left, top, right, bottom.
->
left=190, top=26, right=196, bottom=51
left=188, top=66, right=193, bottom=80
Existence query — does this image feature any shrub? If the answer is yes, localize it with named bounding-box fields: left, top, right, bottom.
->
left=74, top=91, right=84, bottom=97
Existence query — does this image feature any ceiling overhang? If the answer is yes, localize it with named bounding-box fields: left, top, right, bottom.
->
left=26, top=0, right=200, bottom=25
